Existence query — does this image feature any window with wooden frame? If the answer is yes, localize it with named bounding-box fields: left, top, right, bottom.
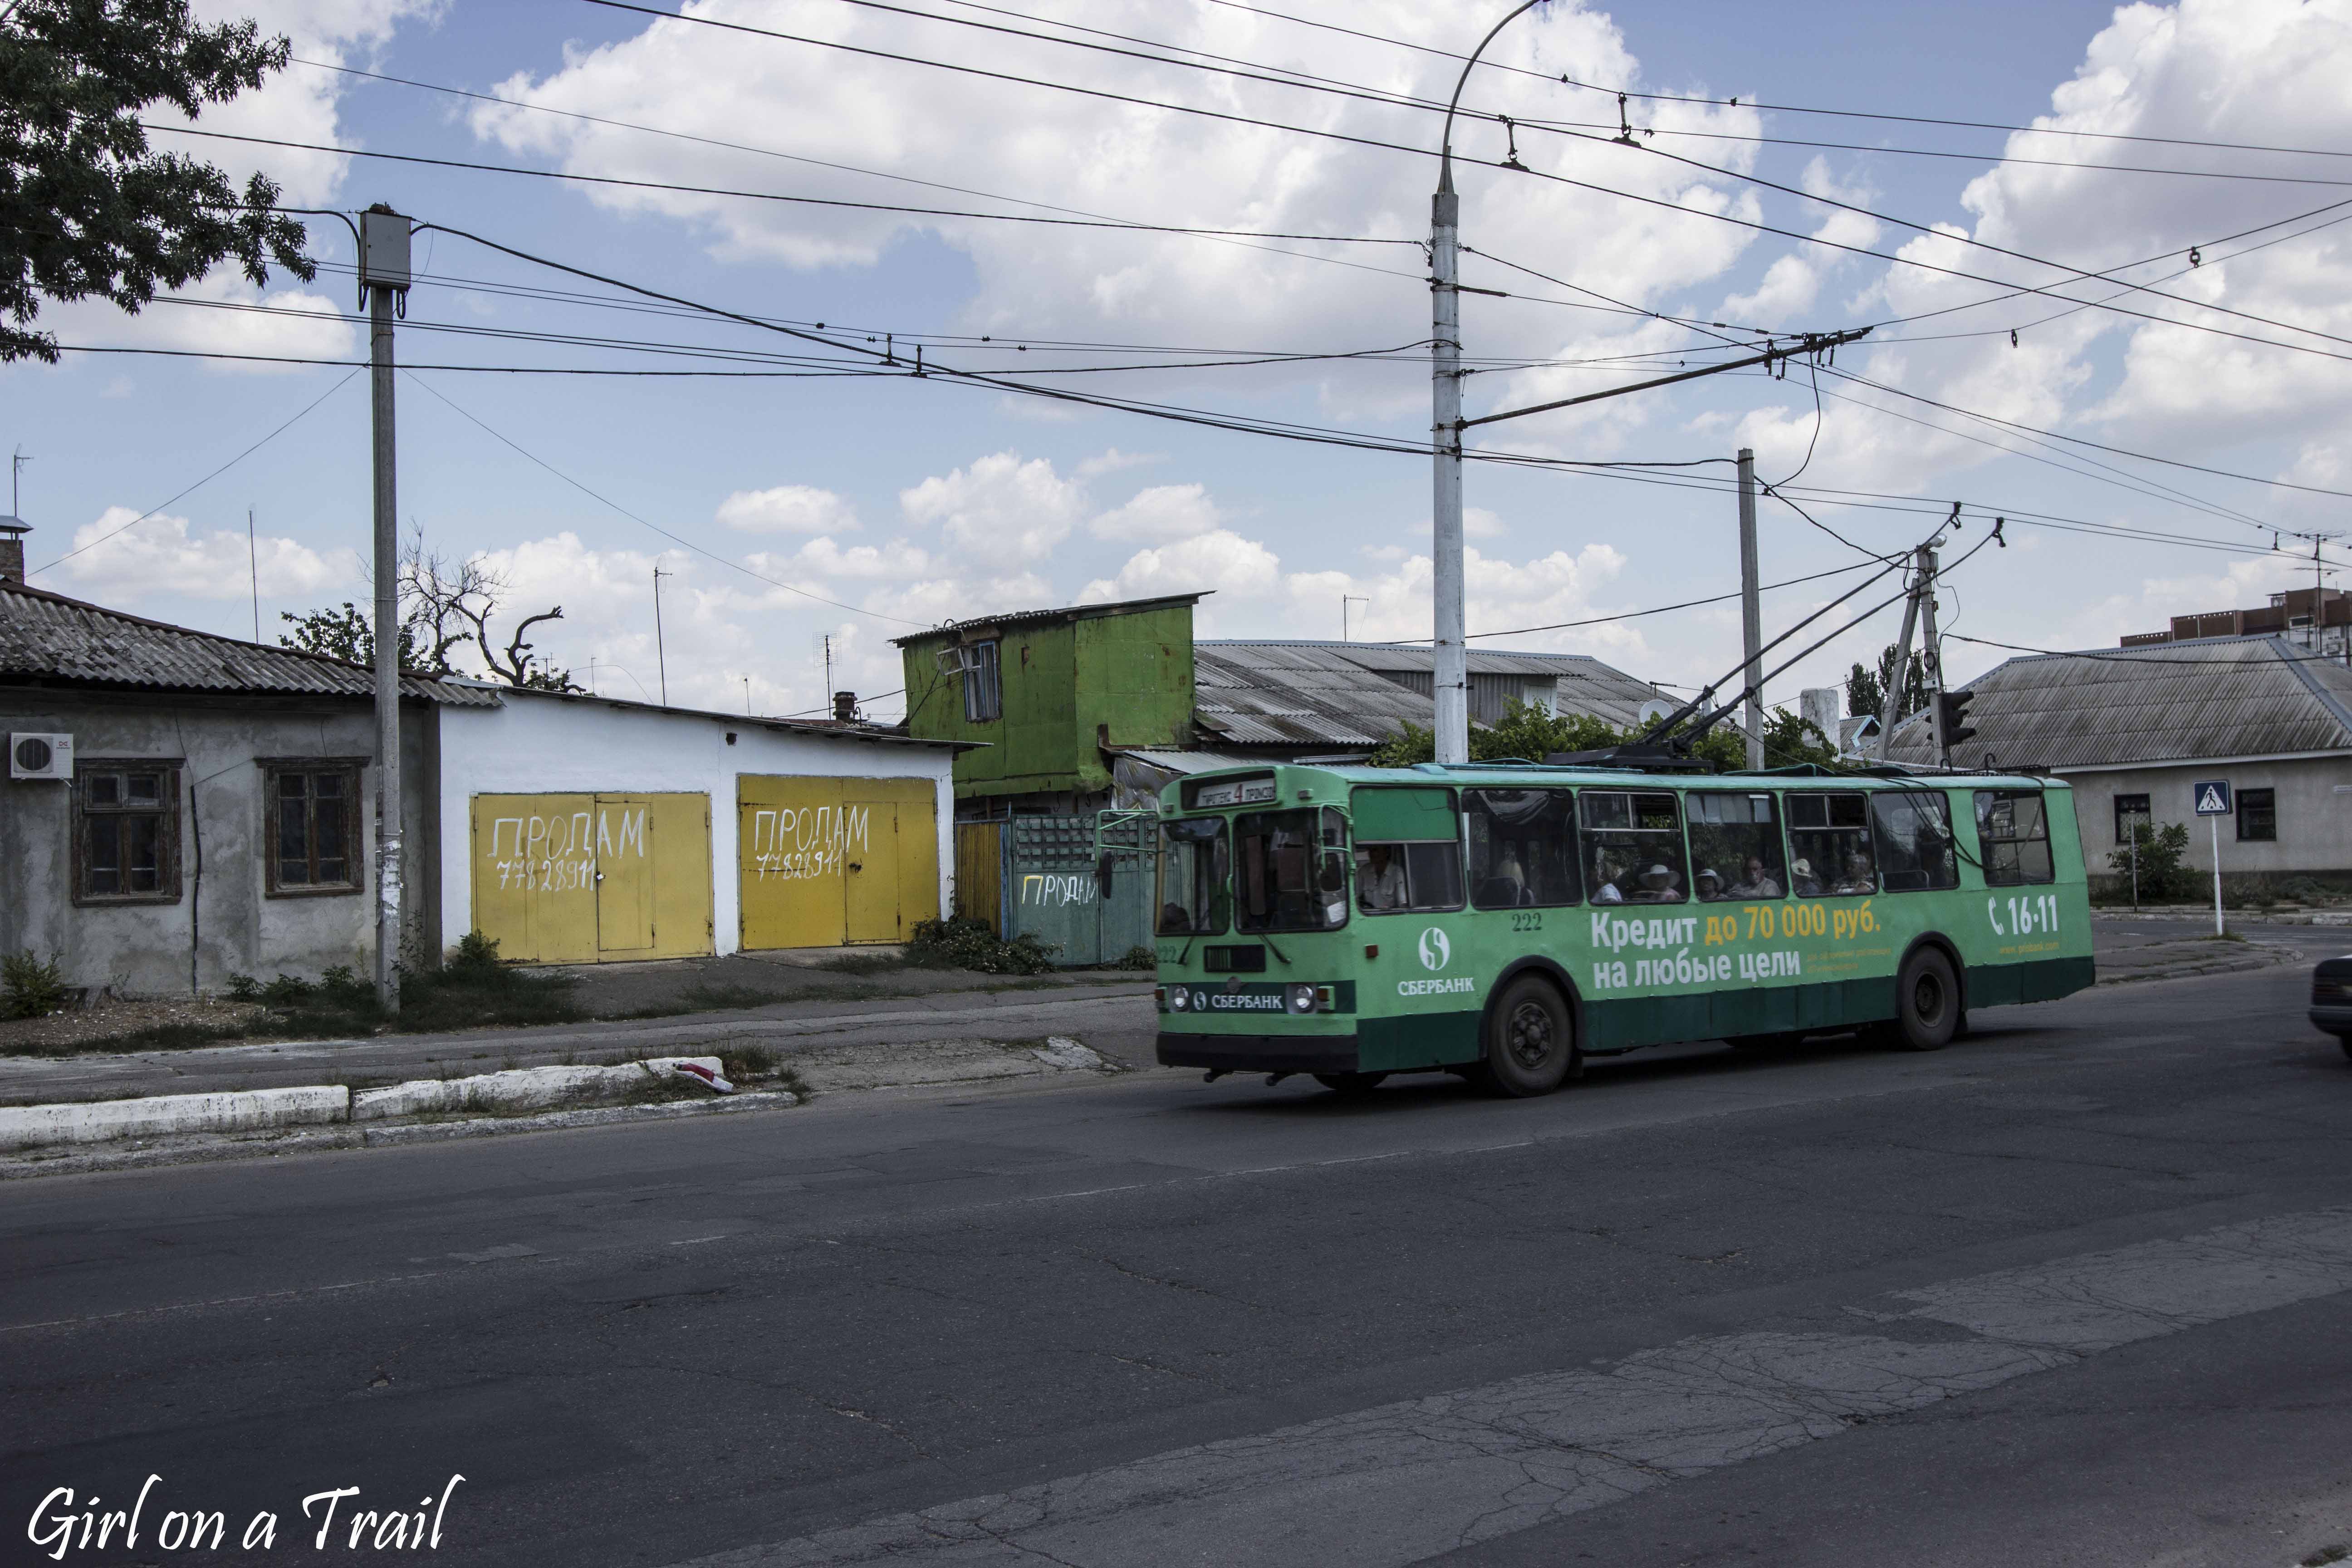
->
left=74, top=760, right=182, bottom=904
left=265, top=760, right=364, bottom=895
left=961, top=639, right=1002, bottom=723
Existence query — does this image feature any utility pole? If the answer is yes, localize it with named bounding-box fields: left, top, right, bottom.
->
left=10, top=447, right=27, bottom=518
left=822, top=633, right=833, bottom=711
left=245, top=508, right=261, bottom=641
left=359, top=204, right=411, bottom=1014
left=1873, top=549, right=1926, bottom=762
left=1737, top=448, right=1763, bottom=769
left=652, top=565, right=671, bottom=705
left=1918, top=547, right=1945, bottom=765
left=1429, top=159, right=1469, bottom=763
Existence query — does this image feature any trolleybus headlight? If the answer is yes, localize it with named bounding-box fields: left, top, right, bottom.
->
left=1170, top=988, right=1190, bottom=1011
left=1287, top=983, right=1317, bottom=1014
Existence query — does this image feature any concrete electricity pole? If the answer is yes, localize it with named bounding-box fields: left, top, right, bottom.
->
left=1737, top=449, right=1763, bottom=769
left=1873, top=549, right=1926, bottom=762
left=1918, top=546, right=1945, bottom=764
left=360, top=204, right=412, bottom=1014
left=1429, top=157, right=1468, bottom=763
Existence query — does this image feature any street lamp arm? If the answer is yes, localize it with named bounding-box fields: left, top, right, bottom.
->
left=1438, top=0, right=1548, bottom=180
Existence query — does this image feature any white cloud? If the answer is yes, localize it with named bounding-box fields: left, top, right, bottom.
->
left=1080, top=528, right=1281, bottom=602
left=466, top=0, right=1764, bottom=368
left=899, top=451, right=1087, bottom=559
left=49, top=508, right=342, bottom=603
left=748, top=536, right=932, bottom=579
left=1090, top=483, right=1222, bottom=542
left=715, top=484, right=859, bottom=534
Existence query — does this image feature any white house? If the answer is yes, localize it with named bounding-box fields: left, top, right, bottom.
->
left=435, top=688, right=964, bottom=964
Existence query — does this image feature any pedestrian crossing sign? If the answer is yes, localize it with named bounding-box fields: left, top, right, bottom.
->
left=2194, top=780, right=2232, bottom=816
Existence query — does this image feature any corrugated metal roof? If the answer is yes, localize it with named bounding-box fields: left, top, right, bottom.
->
left=1882, top=634, right=2352, bottom=769
left=888, top=592, right=1207, bottom=647
left=0, top=579, right=501, bottom=705
left=1190, top=640, right=1662, bottom=748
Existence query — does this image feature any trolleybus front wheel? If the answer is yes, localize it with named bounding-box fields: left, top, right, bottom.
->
left=1475, top=975, right=1577, bottom=1097
left=1886, top=947, right=1960, bottom=1052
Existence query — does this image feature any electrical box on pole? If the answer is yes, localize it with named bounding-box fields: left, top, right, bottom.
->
left=360, top=204, right=411, bottom=1014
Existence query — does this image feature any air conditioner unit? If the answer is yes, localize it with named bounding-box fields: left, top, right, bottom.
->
left=10, top=733, right=72, bottom=780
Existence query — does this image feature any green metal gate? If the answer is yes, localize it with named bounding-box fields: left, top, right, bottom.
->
left=997, top=813, right=1155, bottom=967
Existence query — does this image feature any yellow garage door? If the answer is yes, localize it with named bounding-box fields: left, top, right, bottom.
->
left=739, top=777, right=937, bottom=949
left=470, top=793, right=712, bottom=964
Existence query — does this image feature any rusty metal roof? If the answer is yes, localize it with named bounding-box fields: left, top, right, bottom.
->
left=1882, top=633, right=2352, bottom=770
left=0, top=580, right=502, bottom=706
left=1191, top=641, right=1663, bottom=749
left=888, top=592, right=1208, bottom=647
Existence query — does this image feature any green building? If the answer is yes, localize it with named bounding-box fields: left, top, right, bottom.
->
left=893, top=593, right=1205, bottom=816
left=895, top=593, right=1669, bottom=818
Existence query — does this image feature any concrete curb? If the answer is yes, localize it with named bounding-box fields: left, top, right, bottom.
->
left=0, top=1085, right=348, bottom=1151
left=350, top=1057, right=725, bottom=1120
left=2095, top=940, right=2303, bottom=986
left=0, top=1090, right=801, bottom=1181
left=0, top=1057, right=730, bottom=1152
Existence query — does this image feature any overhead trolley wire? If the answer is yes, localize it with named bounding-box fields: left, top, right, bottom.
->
left=400, top=370, right=927, bottom=626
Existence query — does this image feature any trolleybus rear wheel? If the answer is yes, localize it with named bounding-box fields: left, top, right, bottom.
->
left=1479, top=976, right=1576, bottom=1097
left=1313, top=1072, right=1390, bottom=1095
left=1889, top=947, right=1960, bottom=1052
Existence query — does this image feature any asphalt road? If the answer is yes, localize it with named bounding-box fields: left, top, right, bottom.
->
left=6, top=955, right=2352, bottom=1567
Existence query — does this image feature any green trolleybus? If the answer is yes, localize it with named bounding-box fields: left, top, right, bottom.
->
left=1149, top=760, right=2093, bottom=1096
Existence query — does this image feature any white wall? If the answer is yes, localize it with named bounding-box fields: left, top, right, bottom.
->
left=436, top=691, right=956, bottom=958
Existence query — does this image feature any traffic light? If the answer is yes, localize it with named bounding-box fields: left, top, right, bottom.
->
left=1937, top=689, right=1978, bottom=746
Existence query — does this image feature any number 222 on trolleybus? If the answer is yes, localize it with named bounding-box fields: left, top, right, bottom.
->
left=1152, top=762, right=2092, bottom=1096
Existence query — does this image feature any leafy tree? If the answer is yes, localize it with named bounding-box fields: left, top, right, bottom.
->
left=1366, top=700, right=1848, bottom=772
left=1846, top=644, right=1929, bottom=724
left=1, top=0, right=315, bottom=363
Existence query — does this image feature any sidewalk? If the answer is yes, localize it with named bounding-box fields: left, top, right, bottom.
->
left=0, top=981, right=1157, bottom=1107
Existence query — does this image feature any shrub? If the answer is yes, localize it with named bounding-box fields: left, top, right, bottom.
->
left=904, top=916, right=1060, bottom=975
left=1, top=951, right=69, bottom=1020
left=1114, top=946, right=1156, bottom=970
left=444, top=929, right=506, bottom=980
left=2107, top=821, right=2193, bottom=901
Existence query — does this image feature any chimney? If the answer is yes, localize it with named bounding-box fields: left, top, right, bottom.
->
left=833, top=691, right=857, bottom=722
left=0, top=519, right=25, bottom=584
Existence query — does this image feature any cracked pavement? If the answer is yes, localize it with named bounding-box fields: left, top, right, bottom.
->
left=7, top=951, right=2352, bottom=1566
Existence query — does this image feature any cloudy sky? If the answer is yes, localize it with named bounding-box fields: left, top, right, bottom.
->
left=6, top=0, right=2349, bottom=723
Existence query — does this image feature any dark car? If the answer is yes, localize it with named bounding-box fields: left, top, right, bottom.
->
left=2313, top=958, right=2352, bottom=1054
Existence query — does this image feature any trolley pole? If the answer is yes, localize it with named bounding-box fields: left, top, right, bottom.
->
left=360, top=205, right=411, bottom=1014
left=1737, top=448, right=1763, bottom=769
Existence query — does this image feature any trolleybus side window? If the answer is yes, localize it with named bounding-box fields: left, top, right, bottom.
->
left=1350, top=787, right=1465, bottom=914
left=1871, top=790, right=1960, bottom=892
left=1235, top=807, right=1350, bottom=931
left=1687, top=792, right=1786, bottom=902
left=1975, top=789, right=2055, bottom=886
left=1786, top=792, right=1876, bottom=897
left=1465, top=789, right=1578, bottom=909
left=1579, top=790, right=1688, bottom=904
left=1157, top=816, right=1230, bottom=935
